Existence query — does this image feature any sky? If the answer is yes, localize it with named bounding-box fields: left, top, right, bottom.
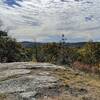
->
left=0, top=0, right=100, bottom=42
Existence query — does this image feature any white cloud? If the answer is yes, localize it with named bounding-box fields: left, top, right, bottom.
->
left=0, top=0, right=100, bottom=42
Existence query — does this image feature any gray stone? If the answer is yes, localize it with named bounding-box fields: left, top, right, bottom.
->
left=31, top=98, right=36, bottom=100
left=20, top=91, right=37, bottom=98
left=0, top=62, right=62, bottom=100
left=0, top=69, right=31, bottom=79
left=0, top=75, right=58, bottom=94
left=0, top=62, right=65, bottom=70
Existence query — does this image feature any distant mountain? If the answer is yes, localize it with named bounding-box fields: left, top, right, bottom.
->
left=20, top=41, right=35, bottom=48
left=65, top=42, right=86, bottom=48
left=20, top=41, right=46, bottom=48
left=20, top=41, right=100, bottom=48
left=20, top=41, right=93, bottom=48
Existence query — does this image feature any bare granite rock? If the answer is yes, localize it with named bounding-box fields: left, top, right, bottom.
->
left=0, top=75, right=58, bottom=94
left=0, top=69, right=31, bottom=79
left=19, top=91, right=37, bottom=99
left=0, top=62, right=100, bottom=100
left=0, top=62, right=62, bottom=100
left=0, top=62, right=65, bottom=70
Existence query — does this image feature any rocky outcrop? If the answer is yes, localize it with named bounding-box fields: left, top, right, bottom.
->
left=0, top=62, right=100, bottom=100
left=0, top=62, right=64, bottom=100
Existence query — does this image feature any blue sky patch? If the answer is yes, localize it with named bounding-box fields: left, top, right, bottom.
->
left=4, top=0, right=22, bottom=7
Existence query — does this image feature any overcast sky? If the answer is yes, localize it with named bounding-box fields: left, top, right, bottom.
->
left=0, top=0, right=100, bottom=42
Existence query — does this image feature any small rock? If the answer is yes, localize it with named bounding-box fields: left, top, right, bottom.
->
left=31, top=98, right=36, bottom=100
left=20, top=91, right=37, bottom=99
left=38, top=72, right=50, bottom=76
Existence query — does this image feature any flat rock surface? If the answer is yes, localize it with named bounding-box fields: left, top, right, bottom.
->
left=0, top=62, right=64, bottom=70
left=0, top=62, right=100, bottom=100
left=0, top=62, right=63, bottom=100
left=0, top=69, right=31, bottom=79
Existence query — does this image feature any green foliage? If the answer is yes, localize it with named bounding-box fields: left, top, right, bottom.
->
left=0, top=30, right=32, bottom=62
left=38, top=43, right=59, bottom=63
left=78, top=41, right=100, bottom=66
left=37, top=43, right=79, bottom=65
left=0, top=31, right=7, bottom=37
left=34, top=41, right=100, bottom=73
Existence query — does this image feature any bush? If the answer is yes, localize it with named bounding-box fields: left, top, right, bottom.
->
left=0, top=30, right=32, bottom=62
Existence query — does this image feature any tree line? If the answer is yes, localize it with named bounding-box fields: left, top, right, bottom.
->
left=0, top=30, right=100, bottom=74
left=36, top=41, right=100, bottom=73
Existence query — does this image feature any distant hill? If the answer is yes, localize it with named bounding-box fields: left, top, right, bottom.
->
left=64, top=42, right=86, bottom=48
left=20, top=41, right=35, bottom=48
left=20, top=41, right=99, bottom=48
left=20, top=41, right=45, bottom=48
